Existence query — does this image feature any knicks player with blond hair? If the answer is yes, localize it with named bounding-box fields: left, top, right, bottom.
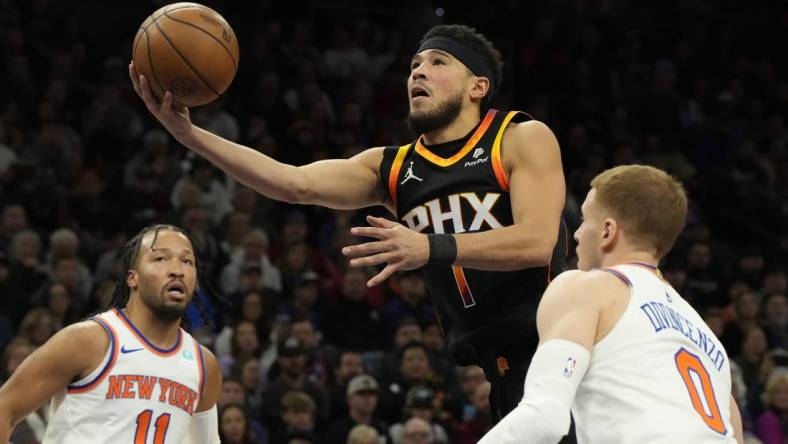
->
left=0, top=225, right=222, bottom=443
left=480, top=165, right=744, bottom=443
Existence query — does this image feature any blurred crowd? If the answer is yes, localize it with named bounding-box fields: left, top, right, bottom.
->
left=0, top=1, right=786, bottom=443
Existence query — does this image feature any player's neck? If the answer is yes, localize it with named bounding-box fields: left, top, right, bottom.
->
left=421, top=107, right=481, bottom=145
left=601, top=250, right=659, bottom=270
left=123, top=299, right=181, bottom=348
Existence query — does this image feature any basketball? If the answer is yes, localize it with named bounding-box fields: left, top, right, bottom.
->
left=132, top=2, right=239, bottom=107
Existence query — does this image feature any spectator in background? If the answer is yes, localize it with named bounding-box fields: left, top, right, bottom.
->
left=400, top=417, right=434, bottom=444
left=1, top=338, right=34, bottom=384
left=327, top=350, right=365, bottom=424
left=450, top=382, right=491, bottom=444
left=43, top=282, right=77, bottom=331
left=755, top=370, right=788, bottom=444
left=346, top=424, right=381, bottom=444
left=216, top=290, right=273, bottom=365
left=17, top=308, right=54, bottom=348
left=378, top=318, right=422, bottom=382
left=323, top=269, right=386, bottom=352
left=736, top=327, right=770, bottom=390
left=219, top=403, right=260, bottom=444
left=389, top=386, right=448, bottom=444
left=274, top=390, right=317, bottom=443
left=170, top=157, right=233, bottom=225
left=221, top=229, right=283, bottom=295
left=219, top=377, right=269, bottom=444
left=722, top=289, right=764, bottom=357
left=221, top=320, right=264, bottom=377
left=289, top=315, right=329, bottom=384
left=383, top=270, right=433, bottom=330
left=685, top=241, right=723, bottom=308
left=325, top=374, right=390, bottom=444
left=0, top=204, right=28, bottom=251
left=278, top=270, right=323, bottom=325
left=6, top=230, right=47, bottom=325
left=763, top=292, right=788, bottom=348
left=262, top=337, right=330, bottom=431
left=41, top=228, right=92, bottom=302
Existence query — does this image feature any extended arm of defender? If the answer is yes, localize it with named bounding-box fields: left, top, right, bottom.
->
left=453, top=120, right=565, bottom=270
left=479, top=271, right=610, bottom=444
left=183, top=347, right=222, bottom=444
left=0, top=322, right=107, bottom=443
left=130, top=63, right=388, bottom=211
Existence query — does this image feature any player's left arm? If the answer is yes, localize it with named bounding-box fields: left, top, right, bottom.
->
left=342, top=120, right=565, bottom=287
left=479, top=271, right=619, bottom=444
left=452, top=119, right=566, bottom=269
left=183, top=346, right=222, bottom=444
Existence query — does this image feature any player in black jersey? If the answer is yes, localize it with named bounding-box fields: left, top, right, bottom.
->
left=131, top=24, right=567, bottom=424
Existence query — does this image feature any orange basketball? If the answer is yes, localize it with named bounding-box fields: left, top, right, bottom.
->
left=132, top=2, right=239, bottom=107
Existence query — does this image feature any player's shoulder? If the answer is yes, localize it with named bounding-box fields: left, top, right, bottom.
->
left=543, top=269, right=630, bottom=306
left=41, top=318, right=112, bottom=361
left=501, top=116, right=560, bottom=164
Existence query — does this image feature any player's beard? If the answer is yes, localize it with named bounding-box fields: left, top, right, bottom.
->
left=141, top=285, right=190, bottom=323
left=407, top=89, right=464, bottom=136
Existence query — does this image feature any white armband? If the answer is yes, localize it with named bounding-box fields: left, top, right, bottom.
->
left=183, top=405, right=220, bottom=444
left=479, top=339, right=591, bottom=444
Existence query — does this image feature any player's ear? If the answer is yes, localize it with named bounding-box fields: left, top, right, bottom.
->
left=469, top=76, right=490, bottom=101
left=600, top=218, right=618, bottom=249
left=126, top=269, right=139, bottom=290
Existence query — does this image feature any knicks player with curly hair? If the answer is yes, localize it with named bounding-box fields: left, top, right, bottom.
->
left=0, top=225, right=223, bottom=443
left=131, top=24, right=568, bottom=425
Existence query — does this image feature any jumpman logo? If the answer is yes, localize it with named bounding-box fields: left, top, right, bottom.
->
left=400, top=161, right=423, bottom=185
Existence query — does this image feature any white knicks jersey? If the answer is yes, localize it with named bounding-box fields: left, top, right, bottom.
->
left=572, top=264, right=736, bottom=444
left=43, top=308, right=205, bottom=444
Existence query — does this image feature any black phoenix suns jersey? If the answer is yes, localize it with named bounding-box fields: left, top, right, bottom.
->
left=380, top=109, right=567, bottom=358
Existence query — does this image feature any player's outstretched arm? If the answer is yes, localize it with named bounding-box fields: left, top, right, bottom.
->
left=453, top=120, right=565, bottom=270
left=183, top=347, right=222, bottom=444
left=0, top=321, right=108, bottom=442
left=479, top=271, right=621, bottom=444
left=129, top=62, right=388, bottom=211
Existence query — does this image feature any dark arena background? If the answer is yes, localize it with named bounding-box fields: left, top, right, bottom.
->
left=0, top=1, right=785, bottom=443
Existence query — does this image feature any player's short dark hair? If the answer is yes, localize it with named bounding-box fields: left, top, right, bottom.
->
left=421, top=24, right=503, bottom=111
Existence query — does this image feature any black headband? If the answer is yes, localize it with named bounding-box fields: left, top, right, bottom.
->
left=417, top=36, right=496, bottom=96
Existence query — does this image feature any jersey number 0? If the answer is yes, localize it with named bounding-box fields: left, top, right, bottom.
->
left=674, top=347, right=727, bottom=435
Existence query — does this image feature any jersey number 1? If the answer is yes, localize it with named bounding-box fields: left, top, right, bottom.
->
left=674, top=348, right=727, bottom=435
left=135, top=409, right=171, bottom=444
left=452, top=266, right=476, bottom=308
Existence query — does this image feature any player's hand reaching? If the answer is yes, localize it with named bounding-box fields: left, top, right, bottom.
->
left=343, top=215, right=429, bottom=287
left=129, top=61, right=193, bottom=142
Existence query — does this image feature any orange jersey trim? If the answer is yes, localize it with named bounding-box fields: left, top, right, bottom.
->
left=114, top=308, right=183, bottom=357
left=388, top=144, right=410, bottom=208
left=451, top=266, right=476, bottom=308
left=194, top=340, right=205, bottom=401
left=415, top=109, right=497, bottom=167
left=490, top=111, right=521, bottom=191
left=67, top=316, right=119, bottom=394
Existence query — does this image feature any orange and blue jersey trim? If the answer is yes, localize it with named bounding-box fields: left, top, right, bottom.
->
left=415, top=109, right=497, bottom=167
left=490, top=110, right=522, bottom=191
left=388, top=144, right=411, bottom=209
left=67, top=316, right=119, bottom=393
left=194, top=339, right=205, bottom=401
left=114, top=308, right=183, bottom=356
left=597, top=267, right=633, bottom=287
left=625, top=261, right=666, bottom=280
